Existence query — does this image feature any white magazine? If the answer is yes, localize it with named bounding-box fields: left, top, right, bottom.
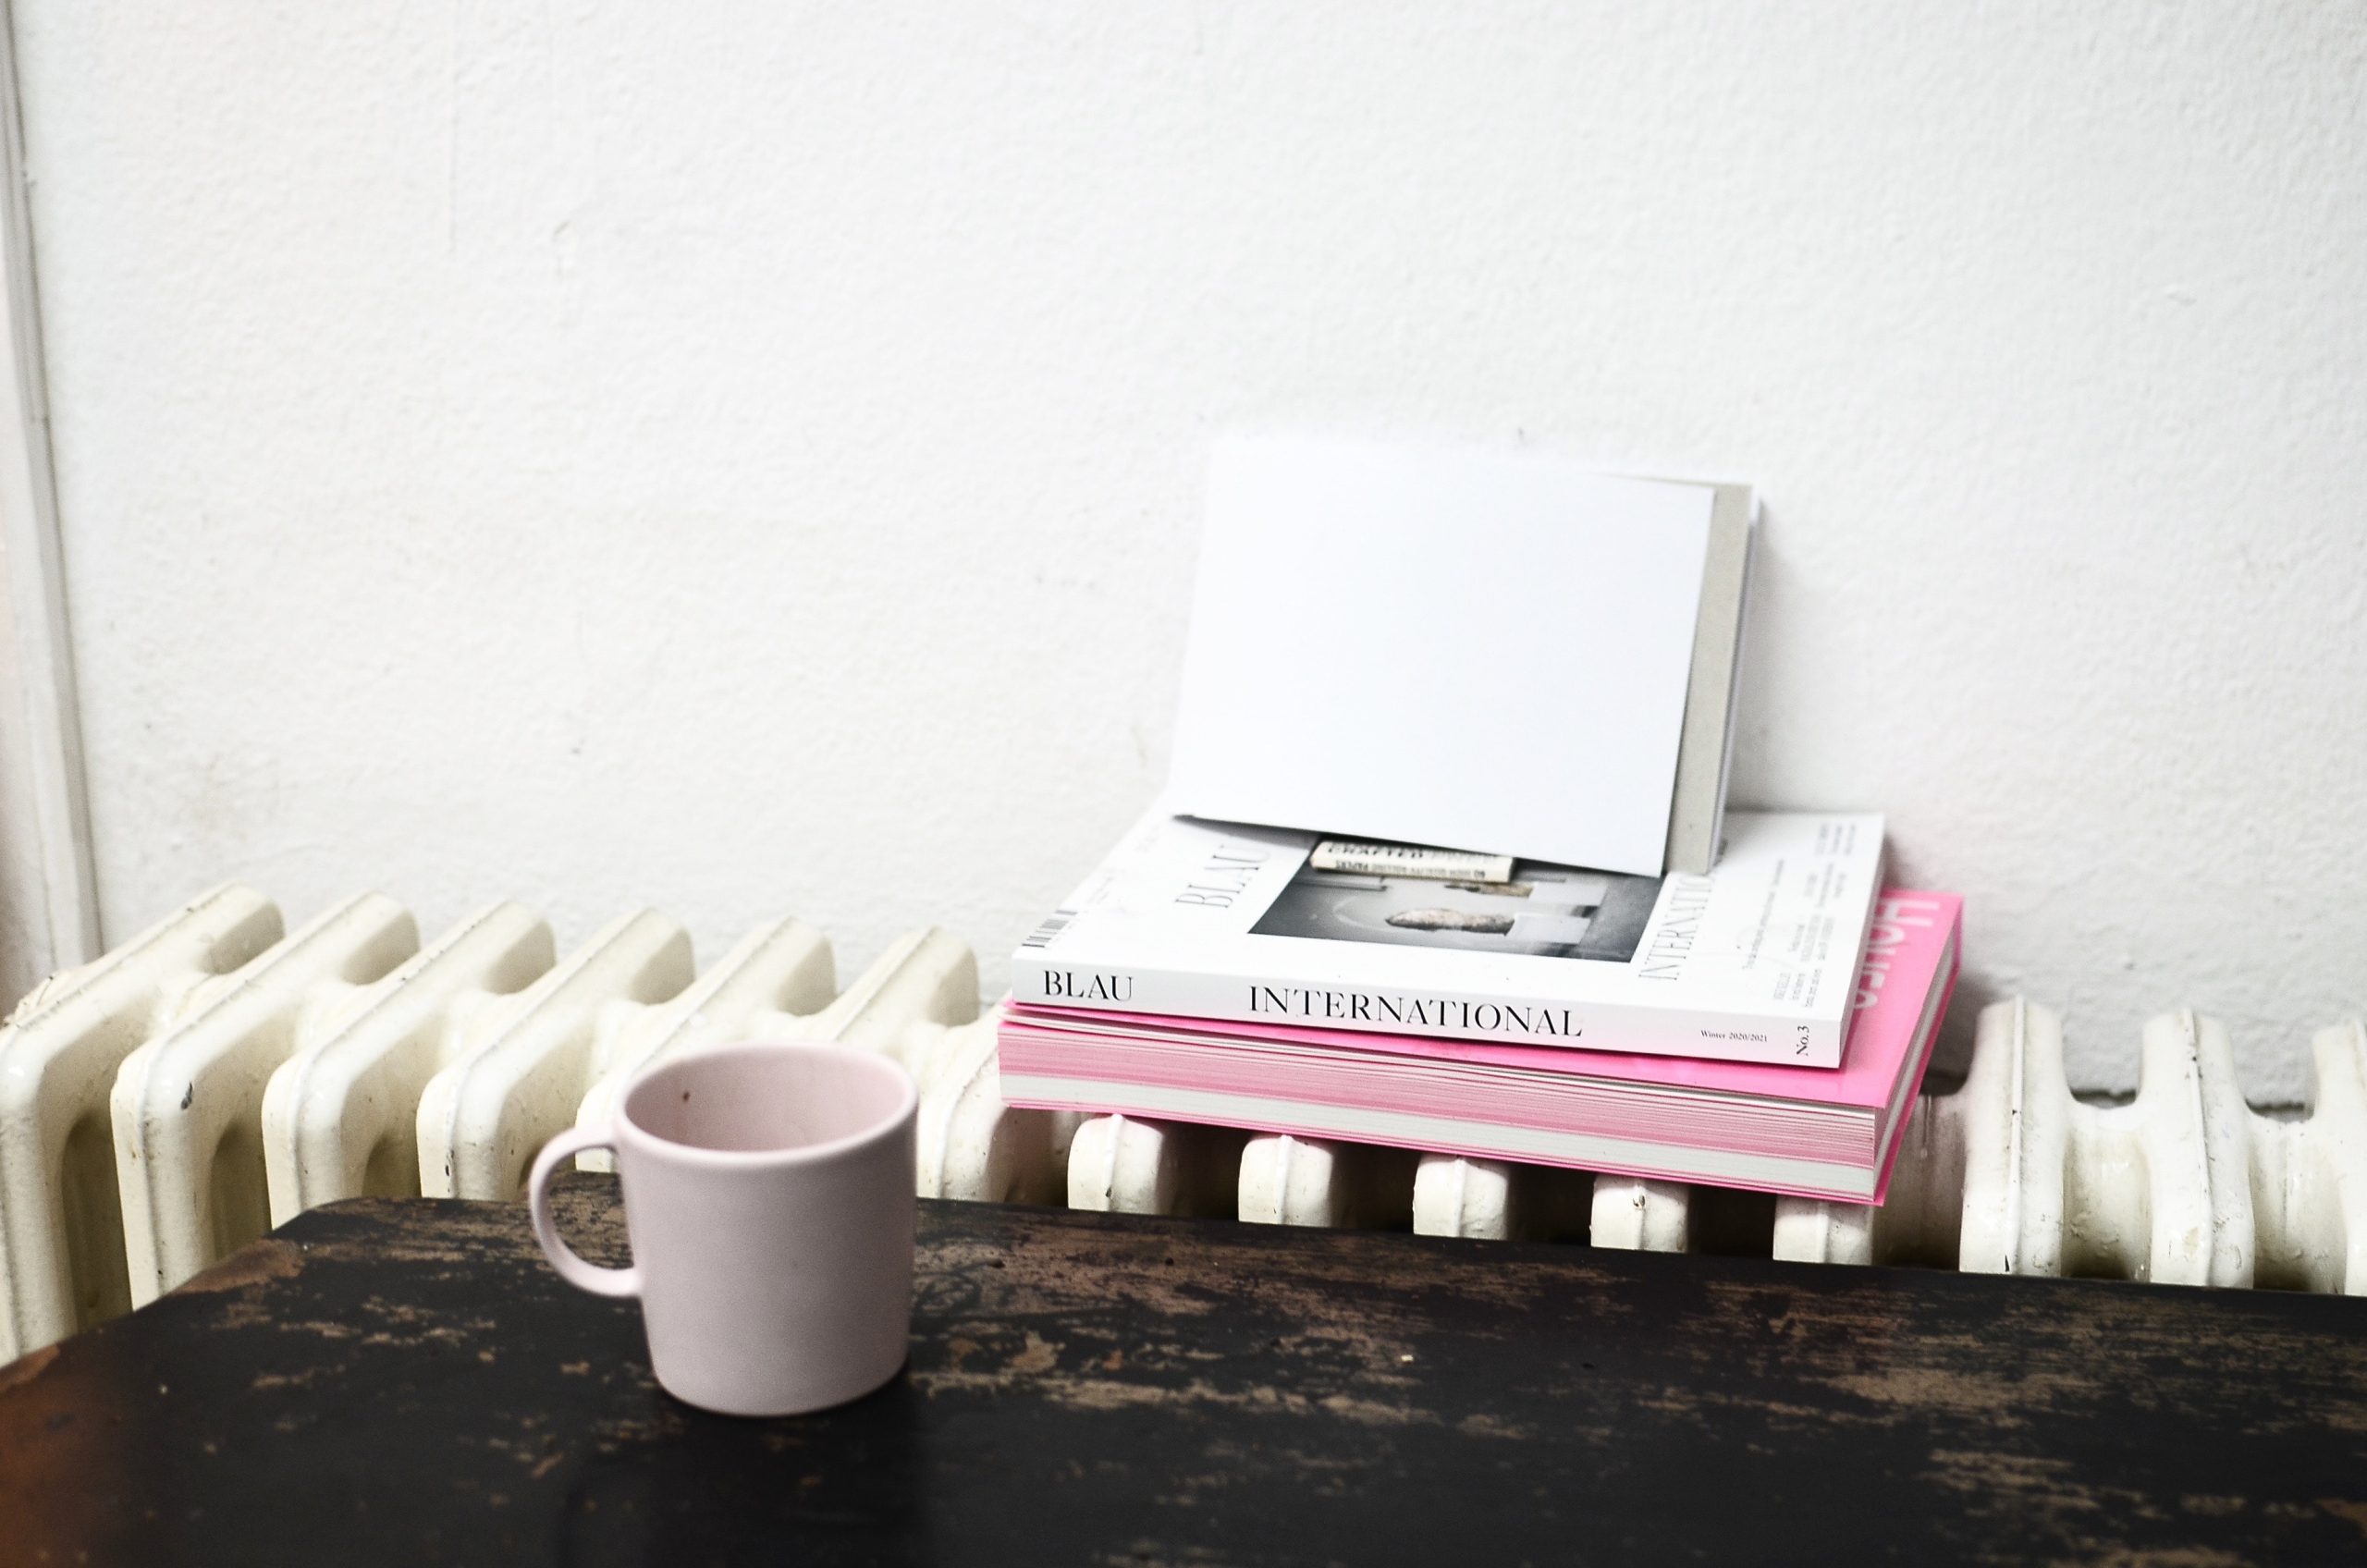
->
left=1011, top=809, right=1885, bottom=1067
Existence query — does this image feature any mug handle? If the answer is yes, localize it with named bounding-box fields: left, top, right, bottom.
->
left=527, top=1125, right=643, bottom=1299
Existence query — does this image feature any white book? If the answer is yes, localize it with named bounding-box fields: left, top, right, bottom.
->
left=1661, top=479, right=1757, bottom=876
left=1010, top=809, right=1885, bottom=1067
left=1164, top=437, right=1754, bottom=878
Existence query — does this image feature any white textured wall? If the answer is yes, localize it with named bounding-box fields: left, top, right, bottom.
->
left=11, top=4, right=2364, bottom=1100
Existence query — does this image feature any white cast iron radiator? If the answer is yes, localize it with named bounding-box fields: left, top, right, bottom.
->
left=3, top=887, right=2362, bottom=1359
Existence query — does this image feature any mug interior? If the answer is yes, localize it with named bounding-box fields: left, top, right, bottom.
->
left=622, top=1044, right=914, bottom=1157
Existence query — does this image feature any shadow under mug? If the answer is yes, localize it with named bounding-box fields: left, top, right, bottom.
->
left=527, top=1041, right=919, bottom=1417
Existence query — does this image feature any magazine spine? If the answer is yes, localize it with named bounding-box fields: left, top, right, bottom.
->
left=1006, top=954, right=1844, bottom=1068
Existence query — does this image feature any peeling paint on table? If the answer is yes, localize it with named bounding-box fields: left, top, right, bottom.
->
left=3, top=1174, right=2364, bottom=1564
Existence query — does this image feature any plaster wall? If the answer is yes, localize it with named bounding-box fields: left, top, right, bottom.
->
left=11, top=2, right=2364, bottom=1099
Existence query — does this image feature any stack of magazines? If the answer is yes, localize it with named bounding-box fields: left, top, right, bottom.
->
left=994, top=438, right=1961, bottom=1206
left=999, top=813, right=1956, bottom=1202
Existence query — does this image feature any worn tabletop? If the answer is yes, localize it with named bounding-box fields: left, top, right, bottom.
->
left=3, top=1176, right=2364, bottom=1565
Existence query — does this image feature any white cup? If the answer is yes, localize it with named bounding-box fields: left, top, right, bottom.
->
left=527, top=1041, right=918, bottom=1417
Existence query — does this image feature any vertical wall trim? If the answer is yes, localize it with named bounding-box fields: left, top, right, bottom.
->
left=0, top=0, right=99, bottom=974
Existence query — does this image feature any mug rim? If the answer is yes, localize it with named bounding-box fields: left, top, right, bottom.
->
left=615, top=1040, right=919, bottom=1170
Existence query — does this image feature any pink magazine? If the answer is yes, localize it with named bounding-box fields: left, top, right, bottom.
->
left=1000, top=892, right=1961, bottom=1204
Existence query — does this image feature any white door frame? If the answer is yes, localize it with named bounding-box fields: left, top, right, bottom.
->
left=0, top=0, right=97, bottom=1002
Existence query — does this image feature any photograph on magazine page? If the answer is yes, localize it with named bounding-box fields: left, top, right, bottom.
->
left=1250, top=862, right=1663, bottom=961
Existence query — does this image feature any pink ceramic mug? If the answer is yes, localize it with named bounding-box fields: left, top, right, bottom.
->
left=526, top=1041, right=918, bottom=1417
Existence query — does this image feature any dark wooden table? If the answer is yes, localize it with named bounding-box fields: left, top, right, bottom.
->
left=4, top=1176, right=2364, bottom=1566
